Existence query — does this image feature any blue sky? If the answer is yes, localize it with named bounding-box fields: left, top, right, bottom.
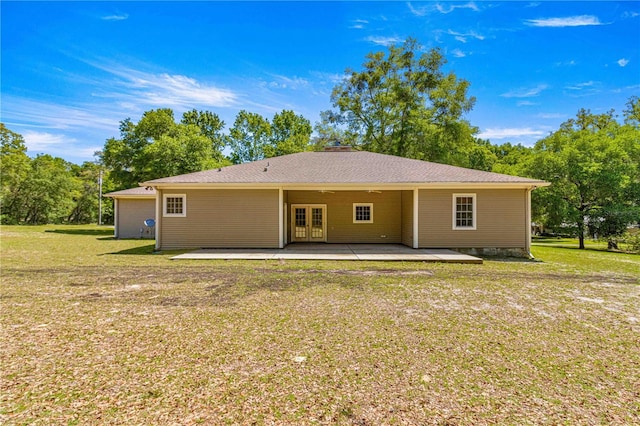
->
left=2, top=1, right=639, bottom=164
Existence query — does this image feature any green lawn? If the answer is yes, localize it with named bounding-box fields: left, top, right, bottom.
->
left=1, top=225, right=639, bottom=425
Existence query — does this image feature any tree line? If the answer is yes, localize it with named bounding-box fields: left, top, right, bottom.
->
left=1, top=38, right=638, bottom=250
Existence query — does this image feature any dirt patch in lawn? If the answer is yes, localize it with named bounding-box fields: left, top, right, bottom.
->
left=2, top=259, right=639, bottom=425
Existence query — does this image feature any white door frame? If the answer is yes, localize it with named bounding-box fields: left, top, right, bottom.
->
left=291, top=204, right=327, bottom=243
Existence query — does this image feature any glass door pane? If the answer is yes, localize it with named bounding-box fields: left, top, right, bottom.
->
left=311, top=207, right=324, bottom=239
left=294, top=207, right=307, bottom=239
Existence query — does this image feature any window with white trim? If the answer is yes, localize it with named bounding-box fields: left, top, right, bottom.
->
left=163, top=194, right=186, bottom=217
left=453, top=194, right=476, bottom=230
left=353, top=203, right=373, bottom=223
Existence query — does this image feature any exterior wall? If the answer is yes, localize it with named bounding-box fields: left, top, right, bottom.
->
left=159, top=189, right=280, bottom=249
left=401, top=190, right=413, bottom=247
left=418, top=189, right=527, bottom=249
left=116, top=198, right=156, bottom=239
left=286, top=190, right=402, bottom=244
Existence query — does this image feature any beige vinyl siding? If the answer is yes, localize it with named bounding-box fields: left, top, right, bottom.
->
left=160, top=189, right=279, bottom=249
left=401, top=190, right=413, bottom=247
left=287, top=190, right=401, bottom=243
left=116, top=198, right=156, bottom=239
left=419, top=189, right=527, bottom=248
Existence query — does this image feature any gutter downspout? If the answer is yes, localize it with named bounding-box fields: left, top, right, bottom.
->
left=413, top=188, right=419, bottom=248
left=525, top=187, right=533, bottom=259
left=278, top=188, right=284, bottom=248
left=155, top=188, right=161, bottom=251
left=113, top=198, right=119, bottom=239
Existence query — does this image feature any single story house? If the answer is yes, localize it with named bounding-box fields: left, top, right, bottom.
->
left=104, top=186, right=156, bottom=239
left=140, top=146, right=549, bottom=257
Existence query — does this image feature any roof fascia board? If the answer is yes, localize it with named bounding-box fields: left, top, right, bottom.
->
left=103, top=195, right=156, bottom=199
left=146, top=182, right=549, bottom=191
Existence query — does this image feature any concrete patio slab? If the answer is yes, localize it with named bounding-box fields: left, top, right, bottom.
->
left=172, top=244, right=482, bottom=263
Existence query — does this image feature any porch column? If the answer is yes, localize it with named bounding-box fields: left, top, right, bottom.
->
left=155, top=188, right=161, bottom=250
left=113, top=198, right=119, bottom=239
left=413, top=188, right=419, bottom=248
left=525, top=187, right=532, bottom=257
left=278, top=188, right=284, bottom=248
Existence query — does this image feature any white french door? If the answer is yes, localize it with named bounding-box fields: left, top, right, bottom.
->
left=291, top=204, right=326, bottom=242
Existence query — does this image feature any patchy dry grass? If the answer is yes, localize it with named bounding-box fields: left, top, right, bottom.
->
left=1, top=225, right=639, bottom=425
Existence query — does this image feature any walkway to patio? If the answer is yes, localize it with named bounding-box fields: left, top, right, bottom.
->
left=172, top=244, right=482, bottom=264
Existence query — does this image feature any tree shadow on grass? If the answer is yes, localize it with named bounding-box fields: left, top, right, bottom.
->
left=45, top=228, right=114, bottom=237
left=485, top=257, right=544, bottom=264
left=105, top=244, right=157, bottom=255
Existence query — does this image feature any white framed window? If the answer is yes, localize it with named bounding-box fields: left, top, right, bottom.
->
left=353, top=203, right=373, bottom=223
left=453, top=193, right=476, bottom=230
left=163, top=194, right=186, bottom=217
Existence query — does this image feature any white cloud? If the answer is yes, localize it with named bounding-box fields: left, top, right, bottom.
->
left=526, top=15, right=603, bottom=27
left=364, top=35, right=403, bottom=46
left=22, top=130, right=102, bottom=160
left=554, top=59, right=577, bottom=67
left=617, top=58, right=630, bottom=67
left=447, top=29, right=485, bottom=43
left=565, top=81, right=595, bottom=90
left=478, top=127, right=546, bottom=140
left=265, top=74, right=310, bottom=90
left=349, top=19, right=369, bottom=29
left=407, top=2, right=429, bottom=17
left=436, top=2, right=479, bottom=14
left=309, top=71, right=346, bottom=85
left=451, top=49, right=466, bottom=58
left=409, top=1, right=480, bottom=16
left=517, top=101, right=538, bottom=106
left=537, top=113, right=566, bottom=119
left=130, top=73, right=237, bottom=107
left=22, top=131, right=69, bottom=151
left=88, top=63, right=239, bottom=109
left=102, top=13, right=128, bottom=21
left=501, top=84, right=548, bottom=98
left=5, top=97, right=119, bottom=132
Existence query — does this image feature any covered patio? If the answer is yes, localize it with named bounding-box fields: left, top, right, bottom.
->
left=171, top=244, right=482, bottom=263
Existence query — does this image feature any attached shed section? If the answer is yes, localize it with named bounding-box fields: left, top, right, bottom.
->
left=104, top=187, right=156, bottom=239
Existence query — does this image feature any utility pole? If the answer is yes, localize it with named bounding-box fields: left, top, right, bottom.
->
left=98, top=169, right=103, bottom=225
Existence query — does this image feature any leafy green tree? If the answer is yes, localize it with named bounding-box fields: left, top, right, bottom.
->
left=100, top=118, right=147, bottom=190
left=227, top=110, right=272, bottom=163
left=466, top=139, right=497, bottom=172
left=143, top=124, right=223, bottom=178
left=100, top=108, right=228, bottom=189
left=490, top=142, right=534, bottom=176
left=66, top=162, right=114, bottom=225
left=0, top=124, right=31, bottom=223
left=266, top=110, right=312, bottom=157
left=181, top=109, right=226, bottom=162
left=13, top=155, right=78, bottom=224
left=135, top=108, right=176, bottom=141
left=327, top=37, right=476, bottom=164
left=311, top=110, right=353, bottom=150
left=527, top=106, right=639, bottom=249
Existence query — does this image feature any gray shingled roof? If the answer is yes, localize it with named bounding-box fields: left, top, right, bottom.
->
left=143, top=151, right=545, bottom=185
left=104, top=187, right=156, bottom=197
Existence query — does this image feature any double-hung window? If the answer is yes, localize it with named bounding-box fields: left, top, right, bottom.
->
left=353, top=203, right=373, bottom=223
left=163, top=194, right=186, bottom=217
left=453, top=194, right=476, bottom=230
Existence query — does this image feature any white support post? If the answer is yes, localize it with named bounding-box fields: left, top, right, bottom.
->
left=413, top=188, right=419, bottom=248
left=278, top=188, right=284, bottom=248
left=113, top=198, right=119, bottom=239
left=155, top=189, right=161, bottom=251
left=525, top=187, right=532, bottom=257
